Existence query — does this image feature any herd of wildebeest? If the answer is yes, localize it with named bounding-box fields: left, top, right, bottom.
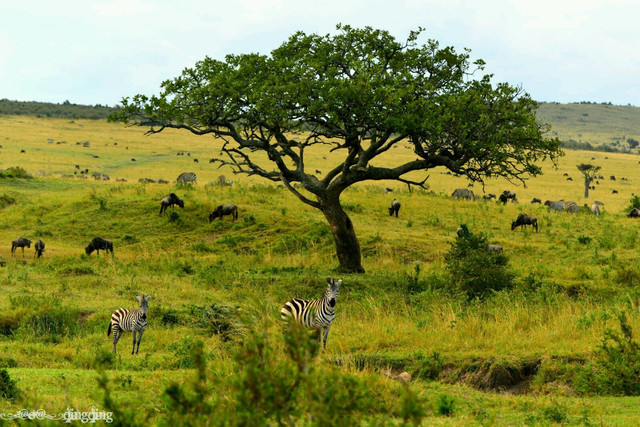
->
left=7, top=172, right=239, bottom=259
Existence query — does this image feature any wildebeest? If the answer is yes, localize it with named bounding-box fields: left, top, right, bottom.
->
left=11, top=237, right=31, bottom=256
left=610, top=175, right=616, bottom=180
left=499, top=190, right=517, bottom=204
left=511, top=213, right=538, bottom=232
left=85, top=237, right=114, bottom=256
left=485, top=244, right=503, bottom=253
left=628, top=208, right=640, bottom=218
left=34, top=239, right=45, bottom=258
left=531, top=198, right=542, bottom=204
left=159, top=193, right=184, bottom=215
left=483, top=193, right=496, bottom=200
left=209, top=205, right=238, bottom=222
left=612, top=189, right=618, bottom=194
left=388, top=199, right=401, bottom=217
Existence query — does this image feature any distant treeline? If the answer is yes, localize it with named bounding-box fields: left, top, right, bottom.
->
left=0, top=99, right=118, bottom=120
left=560, top=140, right=627, bottom=153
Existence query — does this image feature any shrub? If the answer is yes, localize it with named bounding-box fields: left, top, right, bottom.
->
left=626, top=195, right=640, bottom=211
left=577, top=235, right=592, bottom=245
left=444, top=231, right=515, bottom=299
left=189, top=303, right=241, bottom=341
left=576, top=312, right=640, bottom=395
left=0, top=369, right=19, bottom=400
left=0, top=167, right=32, bottom=179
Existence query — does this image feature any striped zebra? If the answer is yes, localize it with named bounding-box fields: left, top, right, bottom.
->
left=107, top=294, right=151, bottom=355
left=544, top=200, right=564, bottom=212
left=451, top=188, right=475, bottom=201
left=563, top=201, right=579, bottom=213
left=176, top=172, right=197, bottom=184
left=280, top=278, right=342, bottom=350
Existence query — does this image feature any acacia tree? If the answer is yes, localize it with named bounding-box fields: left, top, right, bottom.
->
left=577, top=163, right=601, bottom=198
left=109, top=25, right=561, bottom=273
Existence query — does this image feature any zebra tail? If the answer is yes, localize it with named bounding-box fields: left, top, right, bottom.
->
left=107, top=322, right=112, bottom=337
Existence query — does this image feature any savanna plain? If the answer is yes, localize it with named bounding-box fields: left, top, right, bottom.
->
left=2, top=109, right=640, bottom=425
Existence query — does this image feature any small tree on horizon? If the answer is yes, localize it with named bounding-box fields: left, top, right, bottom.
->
left=109, top=25, right=562, bottom=273
left=577, top=163, right=601, bottom=198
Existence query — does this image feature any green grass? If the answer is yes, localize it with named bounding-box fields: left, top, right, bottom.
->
left=2, top=115, right=640, bottom=424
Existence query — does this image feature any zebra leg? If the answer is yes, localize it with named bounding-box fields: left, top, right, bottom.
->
left=322, top=325, right=331, bottom=350
left=131, top=330, right=137, bottom=355
left=112, top=327, right=121, bottom=354
left=135, top=329, right=144, bottom=354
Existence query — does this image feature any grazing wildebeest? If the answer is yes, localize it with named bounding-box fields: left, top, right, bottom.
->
left=483, top=193, right=496, bottom=200
left=499, top=190, right=517, bottom=204
left=485, top=244, right=503, bottom=253
left=612, top=189, right=618, bottom=194
left=388, top=199, right=401, bottom=217
left=511, top=213, right=538, bottom=232
left=159, top=193, right=184, bottom=215
left=610, top=175, right=616, bottom=180
left=531, top=198, right=542, bottom=204
left=34, top=239, right=45, bottom=258
left=11, top=237, right=31, bottom=256
left=85, top=237, right=113, bottom=256
left=628, top=208, right=640, bottom=218
left=209, top=205, right=238, bottom=222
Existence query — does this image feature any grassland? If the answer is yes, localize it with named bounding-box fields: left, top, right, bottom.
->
left=1, top=115, right=640, bottom=424
left=537, top=102, right=640, bottom=151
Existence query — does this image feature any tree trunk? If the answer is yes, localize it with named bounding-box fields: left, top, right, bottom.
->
left=584, top=177, right=590, bottom=198
left=320, top=195, right=365, bottom=273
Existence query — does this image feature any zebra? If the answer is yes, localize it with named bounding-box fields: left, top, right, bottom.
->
left=107, top=294, right=151, bottom=354
left=563, top=201, right=580, bottom=213
left=280, top=278, right=342, bottom=350
left=591, top=201, right=604, bottom=216
left=544, top=200, right=564, bottom=212
left=451, top=188, right=475, bottom=201
left=388, top=199, right=401, bottom=217
left=11, top=237, right=31, bottom=256
left=34, top=239, right=45, bottom=258
left=176, top=172, right=197, bottom=184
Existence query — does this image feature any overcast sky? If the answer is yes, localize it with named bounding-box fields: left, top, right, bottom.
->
left=1, top=0, right=638, bottom=106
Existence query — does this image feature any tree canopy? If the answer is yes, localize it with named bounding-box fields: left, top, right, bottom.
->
left=110, top=25, right=562, bottom=272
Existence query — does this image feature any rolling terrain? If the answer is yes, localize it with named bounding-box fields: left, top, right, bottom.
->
left=1, top=113, right=640, bottom=424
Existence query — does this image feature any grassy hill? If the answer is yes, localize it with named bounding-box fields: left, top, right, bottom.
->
left=1, top=115, right=640, bottom=424
left=536, top=102, right=640, bottom=152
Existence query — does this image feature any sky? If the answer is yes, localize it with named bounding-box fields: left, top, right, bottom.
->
left=1, top=0, right=639, bottom=107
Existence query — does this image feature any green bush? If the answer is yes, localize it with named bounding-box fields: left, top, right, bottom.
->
left=0, top=167, right=32, bottom=179
left=626, top=195, right=640, bottom=211
left=444, top=231, right=515, bottom=299
left=576, top=313, right=640, bottom=395
left=189, top=303, right=241, bottom=341
left=0, top=369, right=19, bottom=400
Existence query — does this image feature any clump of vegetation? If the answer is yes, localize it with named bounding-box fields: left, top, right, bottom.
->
left=576, top=313, right=640, bottom=395
left=0, top=167, right=32, bottom=179
left=0, top=193, right=17, bottom=208
left=626, top=195, right=640, bottom=211
left=189, top=303, right=242, bottom=341
left=0, top=369, right=19, bottom=400
left=154, top=324, right=424, bottom=425
left=444, top=230, right=515, bottom=299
